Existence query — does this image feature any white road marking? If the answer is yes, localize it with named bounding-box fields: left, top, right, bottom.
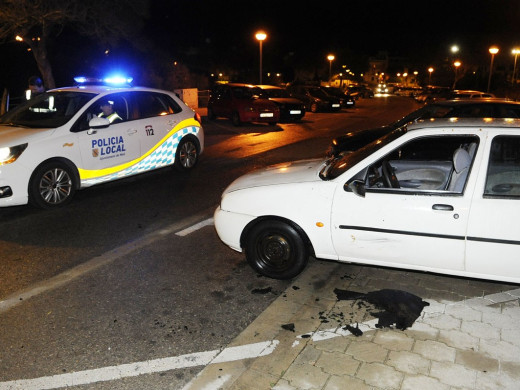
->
left=0, top=341, right=279, bottom=390
left=175, top=218, right=214, bottom=236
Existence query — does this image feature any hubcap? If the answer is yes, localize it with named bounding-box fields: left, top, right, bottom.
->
left=179, top=142, right=197, bottom=168
left=258, top=234, right=291, bottom=269
left=39, top=168, right=72, bottom=205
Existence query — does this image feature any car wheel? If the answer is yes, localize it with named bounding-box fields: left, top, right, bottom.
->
left=231, top=112, right=242, bottom=126
left=310, top=103, right=318, bottom=113
left=207, top=107, right=216, bottom=120
left=245, top=220, right=309, bottom=279
left=29, top=161, right=76, bottom=209
left=174, top=137, right=199, bottom=171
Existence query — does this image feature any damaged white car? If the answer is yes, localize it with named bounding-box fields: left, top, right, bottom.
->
left=214, top=118, right=520, bottom=283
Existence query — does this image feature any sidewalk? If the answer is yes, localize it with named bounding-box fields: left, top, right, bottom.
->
left=183, top=259, right=520, bottom=390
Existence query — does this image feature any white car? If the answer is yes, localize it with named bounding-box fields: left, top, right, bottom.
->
left=0, top=80, right=204, bottom=208
left=215, top=118, right=520, bottom=283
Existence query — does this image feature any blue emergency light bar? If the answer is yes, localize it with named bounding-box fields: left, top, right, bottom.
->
left=74, top=76, right=133, bottom=86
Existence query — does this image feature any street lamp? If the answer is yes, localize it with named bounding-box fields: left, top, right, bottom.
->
left=453, top=61, right=461, bottom=89
left=487, top=46, right=499, bottom=93
left=428, top=67, right=434, bottom=85
left=255, top=31, right=267, bottom=84
left=451, top=45, right=459, bottom=55
left=512, top=48, right=520, bottom=85
left=327, top=54, right=335, bottom=85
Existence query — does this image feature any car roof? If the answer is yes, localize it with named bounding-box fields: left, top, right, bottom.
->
left=432, top=98, right=520, bottom=106
left=48, top=85, right=173, bottom=95
left=226, top=83, right=258, bottom=88
left=407, top=117, right=520, bottom=131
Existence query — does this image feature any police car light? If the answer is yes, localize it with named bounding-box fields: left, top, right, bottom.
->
left=103, top=76, right=133, bottom=86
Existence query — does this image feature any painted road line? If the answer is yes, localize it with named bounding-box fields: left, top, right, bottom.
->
left=0, top=341, right=279, bottom=390
left=0, top=210, right=216, bottom=314
left=175, top=218, right=214, bottom=237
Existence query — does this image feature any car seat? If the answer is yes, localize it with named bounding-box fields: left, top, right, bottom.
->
left=448, top=148, right=472, bottom=192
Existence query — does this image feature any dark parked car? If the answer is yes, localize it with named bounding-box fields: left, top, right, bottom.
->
left=207, top=83, right=280, bottom=126
left=346, top=84, right=374, bottom=99
left=327, top=98, right=520, bottom=157
left=321, top=86, right=355, bottom=108
left=256, top=85, right=306, bottom=122
left=286, top=85, right=341, bottom=112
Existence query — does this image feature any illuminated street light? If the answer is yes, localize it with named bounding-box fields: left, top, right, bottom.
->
left=512, top=48, right=520, bottom=85
left=487, top=46, right=499, bottom=92
left=255, top=31, right=267, bottom=84
left=15, top=35, right=23, bottom=42
left=327, top=54, right=335, bottom=85
left=453, top=61, right=461, bottom=89
left=428, top=67, right=434, bottom=85
left=451, top=45, right=459, bottom=54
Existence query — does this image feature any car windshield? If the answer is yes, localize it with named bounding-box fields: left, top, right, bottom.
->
left=321, top=127, right=407, bottom=180
left=391, top=104, right=454, bottom=127
left=308, top=88, right=331, bottom=99
left=0, top=91, right=96, bottom=128
left=232, top=86, right=262, bottom=99
left=262, top=88, right=290, bottom=98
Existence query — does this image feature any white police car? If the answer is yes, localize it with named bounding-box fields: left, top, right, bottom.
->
left=0, top=77, right=204, bottom=208
left=214, top=118, right=520, bottom=283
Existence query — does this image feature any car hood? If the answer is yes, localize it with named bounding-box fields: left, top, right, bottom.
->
left=0, top=125, right=54, bottom=146
left=268, top=97, right=304, bottom=105
left=223, top=158, right=325, bottom=194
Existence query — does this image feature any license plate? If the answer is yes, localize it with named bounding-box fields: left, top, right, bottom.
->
left=290, top=110, right=301, bottom=114
left=260, top=113, right=274, bottom=117
left=332, top=104, right=340, bottom=108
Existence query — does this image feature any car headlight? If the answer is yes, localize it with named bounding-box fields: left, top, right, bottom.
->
left=0, top=143, right=28, bottom=165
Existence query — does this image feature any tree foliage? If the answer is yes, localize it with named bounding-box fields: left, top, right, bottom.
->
left=0, top=0, right=150, bottom=89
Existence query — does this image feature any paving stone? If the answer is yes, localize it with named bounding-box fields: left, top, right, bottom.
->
left=314, top=335, right=352, bottom=353
left=324, top=375, right=372, bottom=390
left=500, top=327, right=520, bottom=344
left=282, top=362, right=330, bottom=390
left=356, top=362, right=403, bottom=389
left=293, top=345, right=322, bottom=366
left=438, top=329, right=479, bottom=350
left=315, top=351, right=360, bottom=376
left=401, top=374, right=449, bottom=390
left=404, top=321, right=439, bottom=341
left=413, top=339, right=456, bottom=362
left=421, top=300, right=446, bottom=315
left=228, top=368, right=282, bottom=390
left=386, top=350, right=431, bottom=375
left=485, top=292, right=520, bottom=304
left=445, top=303, right=483, bottom=321
left=481, top=309, right=517, bottom=329
left=500, top=360, right=520, bottom=379
left=479, top=338, right=520, bottom=361
left=475, top=370, right=520, bottom=390
left=421, top=312, right=461, bottom=330
left=460, top=320, right=500, bottom=340
left=372, top=330, right=414, bottom=351
left=345, top=340, right=389, bottom=363
left=455, top=349, right=499, bottom=373
left=272, top=378, right=297, bottom=390
left=430, top=361, right=478, bottom=388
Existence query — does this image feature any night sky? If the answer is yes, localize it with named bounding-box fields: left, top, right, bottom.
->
left=1, top=0, right=519, bottom=95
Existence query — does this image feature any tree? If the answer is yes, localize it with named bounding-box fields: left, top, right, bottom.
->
left=0, top=0, right=150, bottom=89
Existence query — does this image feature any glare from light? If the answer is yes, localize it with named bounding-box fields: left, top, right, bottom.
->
left=489, top=46, right=499, bottom=55
left=255, top=31, right=267, bottom=41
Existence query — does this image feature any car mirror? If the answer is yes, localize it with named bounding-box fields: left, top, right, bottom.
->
left=345, top=179, right=366, bottom=197
left=89, top=116, right=110, bottom=129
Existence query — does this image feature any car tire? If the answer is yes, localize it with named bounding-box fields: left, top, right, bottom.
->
left=207, top=107, right=216, bottom=120
left=231, top=112, right=242, bottom=126
left=310, top=103, right=318, bottom=113
left=245, top=220, right=309, bottom=279
left=174, top=137, right=199, bottom=171
left=29, top=161, right=77, bottom=209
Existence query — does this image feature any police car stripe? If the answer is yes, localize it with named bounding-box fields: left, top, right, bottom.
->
left=79, top=124, right=200, bottom=186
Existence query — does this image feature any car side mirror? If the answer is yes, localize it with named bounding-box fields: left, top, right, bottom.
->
left=89, top=116, right=110, bottom=129
left=344, top=179, right=366, bottom=197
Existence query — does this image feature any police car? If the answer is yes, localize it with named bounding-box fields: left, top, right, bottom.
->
left=0, top=77, right=204, bottom=208
left=214, top=118, right=520, bottom=283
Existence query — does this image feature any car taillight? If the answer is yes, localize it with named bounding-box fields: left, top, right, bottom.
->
left=194, top=112, right=202, bottom=125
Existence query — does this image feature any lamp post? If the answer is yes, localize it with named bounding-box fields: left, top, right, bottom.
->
left=255, top=31, right=267, bottom=84
left=327, top=54, right=335, bottom=85
left=428, top=67, right=434, bottom=85
left=487, top=46, right=499, bottom=93
left=512, top=48, right=520, bottom=85
left=453, top=61, right=461, bottom=89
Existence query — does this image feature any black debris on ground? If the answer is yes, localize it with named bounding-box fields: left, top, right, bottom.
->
left=343, top=323, right=363, bottom=337
left=334, top=288, right=430, bottom=331
left=281, top=323, right=295, bottom=332
left=251, top=287, right=272, bottom=294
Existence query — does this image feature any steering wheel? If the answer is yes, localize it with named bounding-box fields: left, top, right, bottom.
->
left=382, top=161, right=400, bottom=188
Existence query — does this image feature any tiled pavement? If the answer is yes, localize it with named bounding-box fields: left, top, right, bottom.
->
left=183, top=259, right=520, bottom=390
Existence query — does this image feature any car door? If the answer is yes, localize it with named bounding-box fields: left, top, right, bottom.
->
left=465, top=133, right=520, bottom=281
left=330, top=133, right=480, bottom=272
left=74, top=93, right=141, bottom=182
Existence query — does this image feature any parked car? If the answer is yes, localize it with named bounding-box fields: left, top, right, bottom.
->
left=320, top=86, right=355, bottom=108
left=447, top=90, right=496, bottom=99
left=207, top=83, right=280, bottom=126
left=415, top=86, right=451, bottom=103
left=346, top=84, right=374, bottom=99
left=256, top=85, right=305, bottom=122
left=0, top=78, right=204, bottom=208
left=214, top=118, right=520, bottom=283
left=327, top=99, right=520, bottom=157
left=286, top=85, right=341, bottom=113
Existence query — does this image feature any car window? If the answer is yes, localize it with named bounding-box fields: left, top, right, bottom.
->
left=231, top=87, right=259, bottom=99
left=71, top=93, right=130, bottom=132
left=364, top=135, right=479, bottom=193
left=484, top=135, right=520, bottom=198
left=0, top=92, right=95, bottom=128
left=132, top=92, right=181, bottom=119
left=450, top=104, right=495, bottom=118
left=496, top=105, right=520, bottom=118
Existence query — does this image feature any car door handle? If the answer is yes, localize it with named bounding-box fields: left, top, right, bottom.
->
left=432, top=204, right=454, bottom=211
left=127, top=129, right=138, bottom=135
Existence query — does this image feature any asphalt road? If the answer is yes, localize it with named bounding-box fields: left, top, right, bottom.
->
left=0, top=96, right=423, bottom=389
